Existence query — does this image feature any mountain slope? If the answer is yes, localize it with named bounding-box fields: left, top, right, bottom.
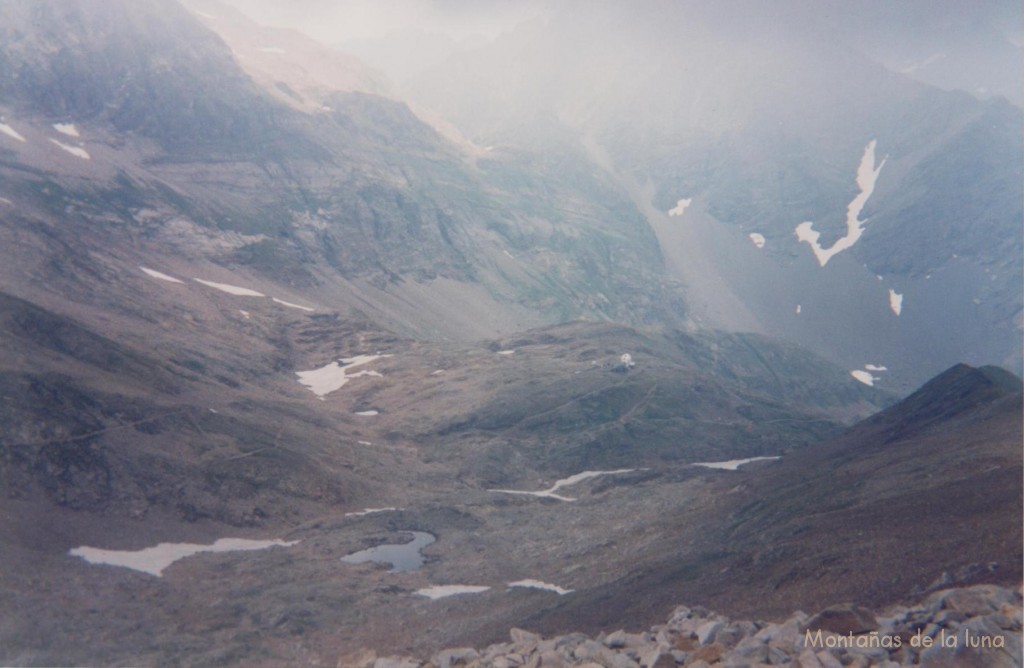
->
left=403, top=0, right=1024, bottom=389
left=0, top=291, right=897, bottom=664
left=0, top=0, right=305, bottom=157
left=182, top=0, right=391, bottom=111
left=0, top=2, right=1020, bottom=665
left=521, top=363, right=1022, bottom=637
left=0, top=0, right=684, bottom=342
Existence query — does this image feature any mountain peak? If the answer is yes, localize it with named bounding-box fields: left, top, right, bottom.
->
left=0, top=0, right=302, bottom=157
left=856, top=362, right=1022, bottom=445
left=976, top=364, right=1024, bottom=393
left=912, top=362, right=1022, bottom=403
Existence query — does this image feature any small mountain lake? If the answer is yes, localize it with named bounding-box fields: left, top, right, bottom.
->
left=340, top=531, right=435, bottom=572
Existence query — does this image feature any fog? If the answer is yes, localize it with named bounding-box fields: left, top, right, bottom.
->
left=213, top=0, right=1022, bottom=105
left=217, top=0, right=549, bottom=43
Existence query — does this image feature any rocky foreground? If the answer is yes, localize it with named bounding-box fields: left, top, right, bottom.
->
left=342, top=584, right=1023, bottom=668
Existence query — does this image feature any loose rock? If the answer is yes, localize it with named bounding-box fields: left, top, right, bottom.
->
left=341, top=584, right=1023, bottom=668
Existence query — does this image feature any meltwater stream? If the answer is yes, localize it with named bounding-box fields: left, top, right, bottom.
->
left=340, top=531, right=436, bottom=572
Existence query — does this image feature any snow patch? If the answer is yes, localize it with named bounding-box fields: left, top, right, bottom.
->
left=296, top=354, right=389, bottom=398
left=0, top=197, right=11, bottom=206
left=668, top=198, right=692, bottom=217
left=748, top=233, right=766, bottom=249
left=795, top=140, right=886, bottom=267
left=345, top=507, right=399, bottom=517
left=850, top=370, right=877, bottom=386
left=193, top=278, right=265, bottom=297
left=355, top=410, right=379, bottom=416
left=490, top=469, right=635, bottom=502
left=139, top=266, right=184, bottom=284
left=416, top=585, right=490, bottom=600
left=795, top=304, right=801, bottom=314
left=497, top=350, right=515, bottom=356
left=53, top=123, right=80, bottom=137
left=854, top=364, right=888, bottom=385
left=430, top=370, right=446, bottom=376
left=692, top=456, right=780, bottom=471
left=508, top=579, right=573, bottom=595
left=272, top=297, right=315, bottom=312
left=0, top=123, right=26, bottom=142
left=69, top=538, right=299, bottom=577
left=49, top=139, right=90, bottom=160
left=888, top=289, right=903, bottom=316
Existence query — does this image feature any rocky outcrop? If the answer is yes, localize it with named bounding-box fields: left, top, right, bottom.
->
left=342, top=584, right=1022, bottom=668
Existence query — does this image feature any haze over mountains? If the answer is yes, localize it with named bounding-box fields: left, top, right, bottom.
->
left=202, top=0, right=1022, bottom=390
left=0, top=0, right=1020, bottom=665
left=396, top=0, right=1022, bottom=391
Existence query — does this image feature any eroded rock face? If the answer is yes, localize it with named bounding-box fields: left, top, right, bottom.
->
left=345, top=584, right=1023, bottom=668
